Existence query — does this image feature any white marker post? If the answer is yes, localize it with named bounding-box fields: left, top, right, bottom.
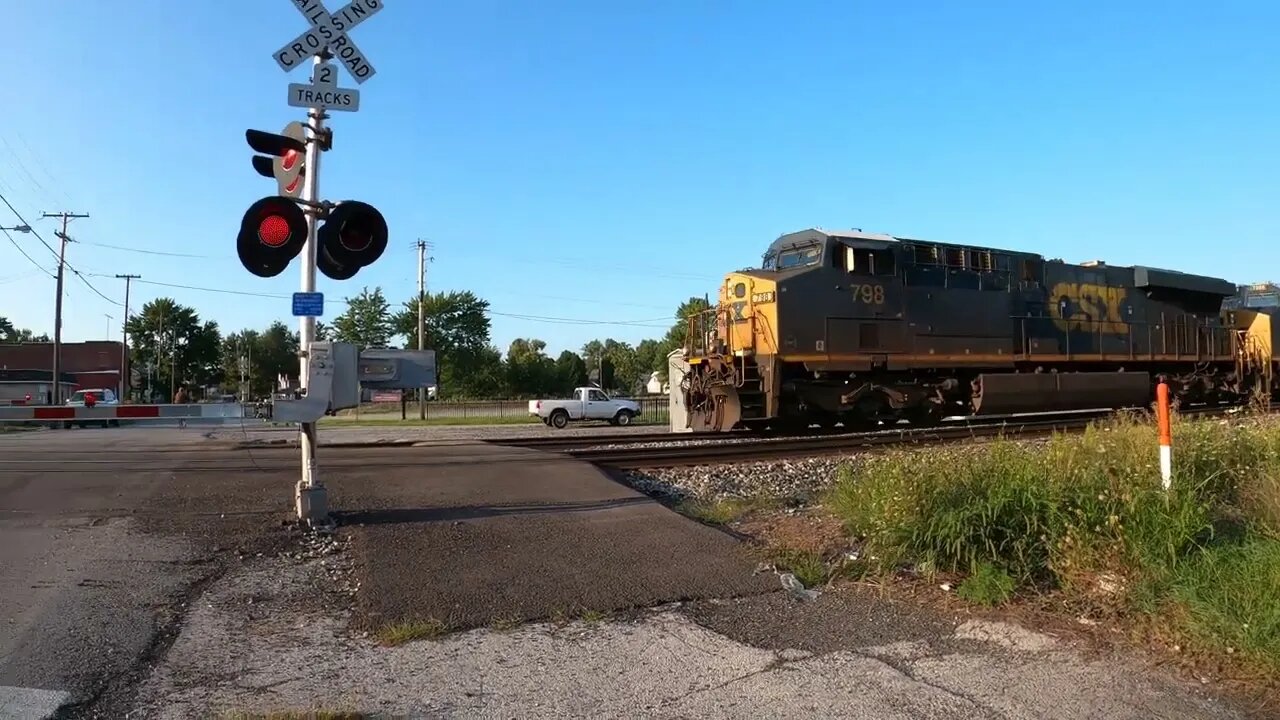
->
left=271, top=0, right=384, bottom=525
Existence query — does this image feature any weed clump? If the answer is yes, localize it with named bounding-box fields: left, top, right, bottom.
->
left=827, top=410, right=1280, bottom=671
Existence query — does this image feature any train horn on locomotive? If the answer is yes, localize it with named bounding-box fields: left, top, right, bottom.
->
left=679, top=228, right=1277, bottom=432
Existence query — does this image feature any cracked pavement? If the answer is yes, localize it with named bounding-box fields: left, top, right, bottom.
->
left=126, top=550, right=1244, bottom=719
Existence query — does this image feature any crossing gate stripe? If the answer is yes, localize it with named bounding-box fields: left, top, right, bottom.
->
left=0, top=404, right=244, bottom=421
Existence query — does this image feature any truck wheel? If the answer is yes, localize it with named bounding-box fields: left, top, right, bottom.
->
left=550, top=410, right=569, bottom=429
left=614, top=410, right=634, bottom=426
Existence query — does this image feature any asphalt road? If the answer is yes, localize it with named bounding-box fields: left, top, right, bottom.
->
left=0, top=426, right=775, bottom=717
left=0, top=430, right=302, bottom=717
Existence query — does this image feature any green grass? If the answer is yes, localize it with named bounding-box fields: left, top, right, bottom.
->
left=771, top=548, right=831, bottom=588
left=220, top=707, right=366, bottom=712
left=676, top=496, right=774, bottom=525
left=1169, top=539, right=1280, bottom=671
left=374, top=617, right=448, bottom=645
left=825, top=409, right=1280, bottom=673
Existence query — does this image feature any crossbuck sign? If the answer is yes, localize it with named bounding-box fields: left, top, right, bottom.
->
left=274, top=0, right=384, bottom=107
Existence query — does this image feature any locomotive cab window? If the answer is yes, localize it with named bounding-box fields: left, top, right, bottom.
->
left=840, top=244, right=896, bottom=276
left=776, top=245, right=821, bottom=269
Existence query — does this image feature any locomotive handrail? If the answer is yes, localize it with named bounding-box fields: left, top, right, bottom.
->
left=1010, top=312, right=1238, bottom=363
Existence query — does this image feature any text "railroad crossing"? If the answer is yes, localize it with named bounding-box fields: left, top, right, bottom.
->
left=273, top=0, right=383, bottom=84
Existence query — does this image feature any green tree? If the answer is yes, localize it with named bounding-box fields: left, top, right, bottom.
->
left=220, top=329, right=259, bottom=397
left=220, top=321, right=302, bottom=399
left=651, top=296, right=713, bottom=382
left=554, top=350, right=588, bottom=394
left=448, top=344, right=507, bottom=399
left=580, top=338, right=640, bottom=394
left=634, top=338, right=667, bottom=392
left=0, top=316, right=50, bottom=343
left=392, top=290, right=499, bottom=399
left=124, top=298, right=221, bottom=401
left=505, top=338, right=556, bottom=397
left=332, top=286, right=394, bottom=348
left=392, top=290, right=492, bottom=355
left=662, top=296, right=712, bottom=351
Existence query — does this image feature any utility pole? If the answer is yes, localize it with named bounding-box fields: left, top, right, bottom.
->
left=115, top=274, right=140, bottom=401
left=43, top=211, right=88, bottom=405
left=416, top=239, right=427, bottom=419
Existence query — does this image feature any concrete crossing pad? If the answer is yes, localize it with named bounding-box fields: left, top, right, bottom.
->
left=0, top=686, right=70, bottom=720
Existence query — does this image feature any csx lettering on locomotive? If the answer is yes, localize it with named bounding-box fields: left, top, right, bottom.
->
left=1049, top=282, right=1127, bottom=334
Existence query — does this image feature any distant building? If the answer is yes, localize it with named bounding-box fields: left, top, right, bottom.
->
left=0, top=369, right=78, bottom=406
left=0, top=341, right=126, bottom=404
left=646, top=371, right=665, bottom=395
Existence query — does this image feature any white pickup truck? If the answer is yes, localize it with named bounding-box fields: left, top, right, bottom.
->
left=528, top=387, right=642, bottom=429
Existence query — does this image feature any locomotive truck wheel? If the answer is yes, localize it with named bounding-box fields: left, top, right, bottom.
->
left=688, top=386, right=742, bottom=433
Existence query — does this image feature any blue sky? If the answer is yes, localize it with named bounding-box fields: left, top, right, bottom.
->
left=2, top=0, right=1277, bottom=357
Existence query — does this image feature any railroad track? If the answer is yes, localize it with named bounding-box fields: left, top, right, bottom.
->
left=491, top=410, right=1119, bottom=451
left=558, top=404, right=1268, bottom=468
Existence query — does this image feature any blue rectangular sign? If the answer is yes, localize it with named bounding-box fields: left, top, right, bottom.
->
left=292, top=292, right=325, bottom=317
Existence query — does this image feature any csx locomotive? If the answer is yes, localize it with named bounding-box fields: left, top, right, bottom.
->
left=680, top=228, right=1278, bottom=432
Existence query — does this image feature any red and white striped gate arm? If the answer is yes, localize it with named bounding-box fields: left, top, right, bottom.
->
left=0, top=404, right=246, bottom=422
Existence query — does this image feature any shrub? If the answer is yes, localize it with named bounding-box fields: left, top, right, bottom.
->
left=826, top=411, right=1280, bottom=670
left=957, top=561, right=1016, bottom=606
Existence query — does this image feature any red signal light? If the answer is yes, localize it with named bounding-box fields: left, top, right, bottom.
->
left=237, top=196, right=308, bottom=278
left=257, top=213, right=293, bottom=247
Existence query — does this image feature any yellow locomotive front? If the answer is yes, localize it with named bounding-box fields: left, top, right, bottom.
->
left=681, top=264, right=785, bottom=432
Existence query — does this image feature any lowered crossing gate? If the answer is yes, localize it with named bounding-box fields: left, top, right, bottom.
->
left=358, top=349, right=437, bottom=391
left=270, top=345, right=437, bottom=424
left=0, top=402, right=245, bottom=426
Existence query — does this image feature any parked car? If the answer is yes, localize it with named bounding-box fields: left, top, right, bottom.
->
left=528, top=387, right=641, bottom=429
left=63, top=388, right=120, bottom=428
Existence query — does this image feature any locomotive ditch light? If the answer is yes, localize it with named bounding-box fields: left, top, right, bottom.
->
left=237, top=195, right=308, bottom=278
left=317, top=200, right=388, bottom=273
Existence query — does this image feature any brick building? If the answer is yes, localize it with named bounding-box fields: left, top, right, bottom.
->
left=0, top=341, right=126, bottom=404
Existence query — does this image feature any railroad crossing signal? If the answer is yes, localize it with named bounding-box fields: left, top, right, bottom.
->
left=247, top=123, right=307, bottom=197
left=237, top=196, right=309, bottom=277
left=274, top=0, right=382, bottom=81
left=317, top=200, right=388, bottom=279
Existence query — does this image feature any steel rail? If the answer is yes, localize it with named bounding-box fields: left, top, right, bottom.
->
left=564, top=404, right=1268, bottom=468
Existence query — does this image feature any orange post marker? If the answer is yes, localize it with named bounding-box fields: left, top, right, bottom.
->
left=1156, top=382, right=1172, bottom=489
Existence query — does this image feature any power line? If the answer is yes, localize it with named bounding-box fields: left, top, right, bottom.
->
left=0, top=226, right=54, bottom=279
left=76, top=240, right=216, bottom=259
left=67, top=266, right=123, bottom=306
left=0, top=190, right=123, bottom=308
left=86, top=274, right=674, bottom=327
left=0, top=191, right=59, bottom=260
